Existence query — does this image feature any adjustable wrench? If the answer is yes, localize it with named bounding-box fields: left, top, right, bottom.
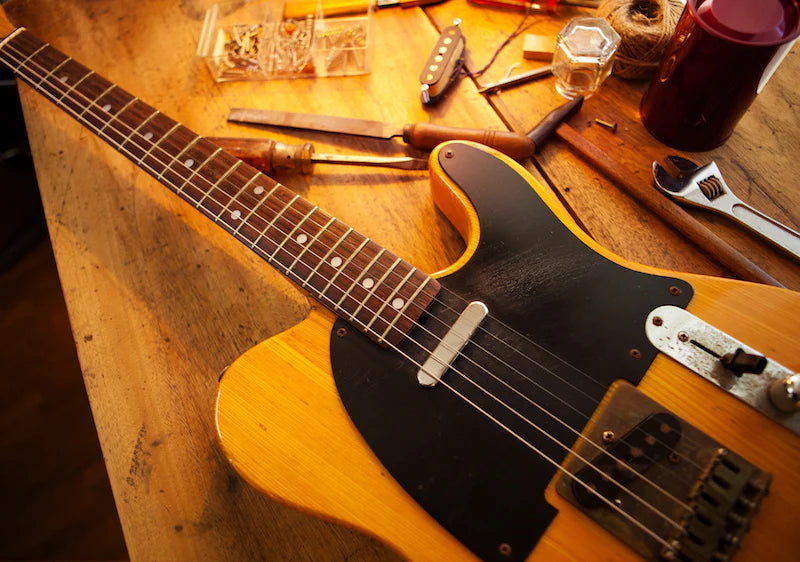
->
left=653, top=155, right=800, bottom=262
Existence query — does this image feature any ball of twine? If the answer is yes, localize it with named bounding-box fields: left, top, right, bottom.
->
left=597, top=0, right=684, bottom=80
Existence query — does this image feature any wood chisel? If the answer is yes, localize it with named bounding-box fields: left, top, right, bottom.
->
left=228, top=96, right=582, bottom=161
left=207, top=137, right=427, bottom=175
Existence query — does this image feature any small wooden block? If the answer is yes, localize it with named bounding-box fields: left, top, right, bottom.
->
left=523, top=34, right=556, bottom=61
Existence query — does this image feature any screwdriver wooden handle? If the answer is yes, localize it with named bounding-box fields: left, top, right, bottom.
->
left=402, top=123, right=535, bottom=160
left=208, top=137, right=314, bottom=175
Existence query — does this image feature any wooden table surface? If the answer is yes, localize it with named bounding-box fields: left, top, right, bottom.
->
left=3, top=0, right=799, bottom=559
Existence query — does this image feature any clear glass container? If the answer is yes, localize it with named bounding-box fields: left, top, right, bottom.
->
left=551, top=17, right=620, bottom=99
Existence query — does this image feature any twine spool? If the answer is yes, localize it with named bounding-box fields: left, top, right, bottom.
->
left=597, top=0, right=684, bottom=80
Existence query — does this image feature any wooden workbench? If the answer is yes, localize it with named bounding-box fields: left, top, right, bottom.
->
left=3, top=0, right=799, bottom=559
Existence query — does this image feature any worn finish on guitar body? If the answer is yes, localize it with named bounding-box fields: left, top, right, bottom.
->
left=217, top=143, right=800, bottom=561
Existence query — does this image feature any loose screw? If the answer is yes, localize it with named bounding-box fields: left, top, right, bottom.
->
left=594, top=118, right=618, bottom=133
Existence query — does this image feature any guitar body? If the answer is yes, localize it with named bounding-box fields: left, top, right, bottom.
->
left=216, top=142, right=800, bottom=561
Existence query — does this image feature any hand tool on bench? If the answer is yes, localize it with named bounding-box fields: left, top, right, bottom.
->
left=554, top=123, right=783, bottom=287
left=653, top=155, right=800, bottom=263
left=227, top=96, right=583, bottom=161
left=207, top=136, right=427, bottom=175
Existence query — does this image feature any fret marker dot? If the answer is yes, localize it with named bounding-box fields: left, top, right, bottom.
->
left=362, top=278, right=374, bottom=289
left=392, top=298, right=405, bottom=310
left=102, top=103, right=112, bottom=112
left=59, top=75, right=68, bottom=83
left=231, top=210, right=242, bottom=220
left=330, top=256, right=343, bottom=268
left=143, top=131, right=153, bottom=140
left=185, top=158, right=194, bottom=168
left=254, top=185, right=265, bottom=195
left=296, top=233, right=308, bottom=244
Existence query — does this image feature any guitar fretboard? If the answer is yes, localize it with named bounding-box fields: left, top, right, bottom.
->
left=0, top=28, right=440, bottom=346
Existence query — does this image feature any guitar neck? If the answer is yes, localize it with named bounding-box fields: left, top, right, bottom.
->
left=0, top=27, right=440, bottom=346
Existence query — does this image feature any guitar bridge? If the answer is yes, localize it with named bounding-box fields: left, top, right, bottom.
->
left=556, top=384, right=771, bottom=561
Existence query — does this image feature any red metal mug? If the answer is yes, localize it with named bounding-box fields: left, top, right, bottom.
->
left=640, top=0, right=800, bottom=151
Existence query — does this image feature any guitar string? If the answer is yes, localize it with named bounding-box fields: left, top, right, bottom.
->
left=0, top=37, right=700, bottom=525
left=0, top=38, right=699, bottom=540
left=0, top=33, right=705, bottom=485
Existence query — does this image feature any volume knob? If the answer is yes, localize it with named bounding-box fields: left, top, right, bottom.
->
left=768, top=374, right=800, bottom=413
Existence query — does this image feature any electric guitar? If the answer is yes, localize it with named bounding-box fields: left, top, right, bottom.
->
left=2, top=22, right=799, bottom=562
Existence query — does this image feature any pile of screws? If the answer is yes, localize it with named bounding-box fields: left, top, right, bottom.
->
left=318, top=23, right=368, bottom=73
left=209, top=12, right=369, bottom=80
left=267, top=15, right=316, bottom=75
left=220, top=23, right=263, bottom=79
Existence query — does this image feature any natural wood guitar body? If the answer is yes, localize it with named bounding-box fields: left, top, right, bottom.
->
left=216, top=144, right=800, bottom=561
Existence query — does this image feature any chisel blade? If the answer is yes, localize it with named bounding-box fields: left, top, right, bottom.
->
left=228, top=108, right=404, bottom=140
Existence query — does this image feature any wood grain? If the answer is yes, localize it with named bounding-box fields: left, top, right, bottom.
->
left=3, top=0, right=799, bottom=559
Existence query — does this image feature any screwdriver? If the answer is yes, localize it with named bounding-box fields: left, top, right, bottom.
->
left=206, top=136, right=428, bottom=175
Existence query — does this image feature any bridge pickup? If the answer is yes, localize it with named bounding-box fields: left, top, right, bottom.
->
left=556, top=383, right=771, bottom=561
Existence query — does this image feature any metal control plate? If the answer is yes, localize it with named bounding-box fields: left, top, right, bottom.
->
left=646, top=305, right=799, bottom=435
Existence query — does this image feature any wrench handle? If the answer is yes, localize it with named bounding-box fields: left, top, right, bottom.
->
left=730, top=202, right=800, bottom=262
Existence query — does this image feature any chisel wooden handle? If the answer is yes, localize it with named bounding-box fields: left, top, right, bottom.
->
left=402, top=123, right=535, bottom=160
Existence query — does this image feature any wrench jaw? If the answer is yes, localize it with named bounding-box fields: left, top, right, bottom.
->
left=652, top=161, right=688, bottom=195
left=652, top=157, right=727, bottom=207
left=666, top=154, right=701, bottom=175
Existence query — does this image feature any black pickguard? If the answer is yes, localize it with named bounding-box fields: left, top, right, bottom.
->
left=330, top=143, right=692, bottom=561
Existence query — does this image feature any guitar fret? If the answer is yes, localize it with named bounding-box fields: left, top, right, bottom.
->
left=325, top=239, right=372, bottom=309
left=185, top=147, right=222, bottom=199
left=15, top=42, right=48, bottom=70
left=212, top=161, right=248, bottom=222
left=271, top=206, right=318, bottom=262
left=79, top=83, right=116, bottom=117
left=379, top=275, right=430, bottom=343
left=138, top=122, right=180, bottom=165
left=58, top=70, right=94, bottom=102
left=0, top=27, right=25, bottom=49
left=251, top=194, right=299, bottom=252
left=122, top=109, right=158, bottom=145
left=352, top=256, right=400, bottom=324
left=99, top=95, right=138, bottom=133
left=305, top=227, right=352, bottom=288
left=163, top=135, right=202, bottom=183
left=211, top=160, right=247, bottom=222
left=235, top=183, right=279, bottom=237
left=37, top=55, right=71, bottom=86
left=291, top=216, right=336, bottom=283
left=209, top=160, right=244, bottom=210
left=333, top=242, right=376, bottom=309
left=365, top=264, right=416, bottom=333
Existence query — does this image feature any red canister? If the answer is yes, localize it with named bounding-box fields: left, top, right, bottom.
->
left=640, top=0, right=800, bottom=151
